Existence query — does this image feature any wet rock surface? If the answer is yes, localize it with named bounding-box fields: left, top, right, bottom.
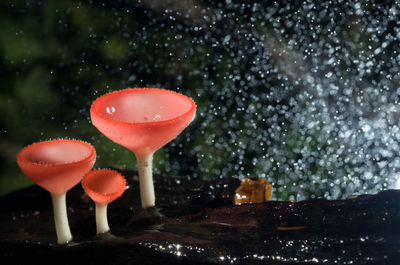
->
left=1, top=171, right=400, bottom=264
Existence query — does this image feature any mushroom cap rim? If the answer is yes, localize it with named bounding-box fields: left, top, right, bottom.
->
left=17, top=138, right=96, bottom=168
left=90, top=88, right=196, bottom=128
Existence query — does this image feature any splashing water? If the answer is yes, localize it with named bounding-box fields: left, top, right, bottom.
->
left=1, top=0, right=400, bottom=200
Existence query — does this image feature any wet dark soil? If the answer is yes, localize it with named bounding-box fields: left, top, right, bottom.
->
left=1, top=170, right=400, bottom=264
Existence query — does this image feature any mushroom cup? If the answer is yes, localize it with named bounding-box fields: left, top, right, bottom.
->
left=90, top=88, right=196, bottom=208
left=17, top=139, right=96, bottom=244
left=82, top=169, right=126, bottom=234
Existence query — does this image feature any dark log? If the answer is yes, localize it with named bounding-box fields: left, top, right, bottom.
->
left=1, top=170, right=399, bottom=264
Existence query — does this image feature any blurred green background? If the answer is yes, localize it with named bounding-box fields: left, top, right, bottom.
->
left=1, top=0, right=398, bottom=200
left=0, top=0, right=241, bottom=195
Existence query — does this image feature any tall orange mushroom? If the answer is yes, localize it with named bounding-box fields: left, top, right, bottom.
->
left=90, top=88, right=196, bottom=208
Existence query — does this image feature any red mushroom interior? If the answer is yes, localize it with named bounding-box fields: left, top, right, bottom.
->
left=17, top=139, right=96, bottom=194
left=90, top=88, right=196, bottom=155
left=82, top=169, right=126, bottom=205
left=21, top=140, right=93, bottom=165
left=94, top=88, right=193, bottom=123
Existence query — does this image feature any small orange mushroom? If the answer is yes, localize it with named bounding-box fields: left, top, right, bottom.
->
left=234, top=177, right=272, bottom=205
left=82, top=169, right=126, bottom=234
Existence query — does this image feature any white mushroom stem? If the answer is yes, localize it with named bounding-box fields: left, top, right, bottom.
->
left=95, top=203, right=110, bottom=234
left=135, top=152, right=155, bottom=208
left=50, top=192, right=72, bottom=244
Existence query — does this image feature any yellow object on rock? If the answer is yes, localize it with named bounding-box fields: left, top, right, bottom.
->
left=234, top=177, right=272, bottom=205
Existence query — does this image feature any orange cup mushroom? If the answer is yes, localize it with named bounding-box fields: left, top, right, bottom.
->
left=82, top=169, right=126, bottom=234
left=90, top=88, right=196, bottom=208
left=17, top=139, right=96, bottom=244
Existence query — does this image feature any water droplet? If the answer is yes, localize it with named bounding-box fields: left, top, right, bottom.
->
left=106, top=106, right=115, bottom=114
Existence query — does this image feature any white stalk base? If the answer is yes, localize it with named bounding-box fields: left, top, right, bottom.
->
left=95, top=203, right=110, bottom=234
left=51, top=193, right=72, bottom=244
left=135, top=152, right=155, bottom=208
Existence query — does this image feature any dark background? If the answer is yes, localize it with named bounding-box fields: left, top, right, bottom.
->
left=1, top=0, right=400, bottom=200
